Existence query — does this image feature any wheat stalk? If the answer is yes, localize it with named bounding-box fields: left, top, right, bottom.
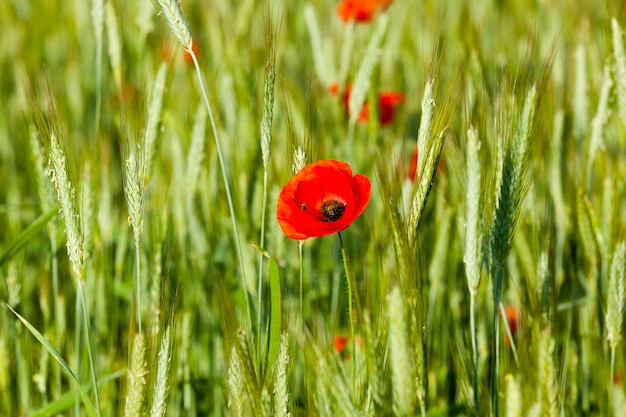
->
left=464, top=125, right=483, bottom=410
left=149, top=326, right=172, bottom=417
left=124, top=150, right=145, bottom=332
left=606, top=241, right=626, bottom=380
left=573, top=44, right=589, bottom=141
left=228, top=345, right=245, bottom=416
left=153, top=0, right=192, bottom=50
left=586, top=63, right=612, bottom=190
left=124, top=333, right=147, bottom=417
left=273, top=333, right=291, bottom=417
left=388, top=286, right=415, bottom=416
left=304, top=4, right=331, bottom=86
left=537, top=328, right=559, bottom=417
left=505, top=374, right=522, bottom=417
left=612, top=18, right=626, bottom=122
left=142, top=63, right=168, bottom=185
left=349, top=13, right=388, bottom=122
left=105, top=1, right=122, bottom=88
left=489, top=85, right=538, bottom=416
left=48, top=133, right=83, bottom=279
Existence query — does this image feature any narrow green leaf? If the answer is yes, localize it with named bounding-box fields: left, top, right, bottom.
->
left=7, top=304, right=98, bottom=417
left=29, top=370, right=124, bottom=417
left=267, top=256, right=282, bottom=372
left=0, top=205, right=57, bottom=269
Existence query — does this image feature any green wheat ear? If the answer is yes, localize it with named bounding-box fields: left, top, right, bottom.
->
left=149, top=326, right=172, bottom=417
left=48, top=133, right=84, bottom=279
left=124, top=333, right=147, bottom=417
left=273, top=333, right=291, bottom=417
left=227, top=345, right=246, bottom=416
left=606, top=241, right=626, bottom=380
left=387, top=286, right=415, bottom=416
left=505, top=374, right=522, bottom=417
left=537, top=328, right=559, bottom=417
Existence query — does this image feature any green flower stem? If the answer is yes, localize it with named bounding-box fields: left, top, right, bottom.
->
left=338, top=232, right=356, bottom=381
left=299, top=240, right=304, bottom=317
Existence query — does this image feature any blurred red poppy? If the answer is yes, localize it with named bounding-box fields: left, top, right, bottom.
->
left=328, top=83, right=404, bottom=126
left=336, top=0, right=392, bottom=23
left=501, top=304, right=522, bottom=345
left=277, top=160, right=371, bottom=240
left=334, top=334, right=363, bottom=360
left=161, top=41, right=198, bottom=66
left=334, top=334, right=350, bottom=354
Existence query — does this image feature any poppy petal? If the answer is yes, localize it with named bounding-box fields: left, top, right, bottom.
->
left=277, top=160, right=371, bottom=240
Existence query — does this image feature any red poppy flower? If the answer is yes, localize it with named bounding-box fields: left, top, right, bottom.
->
left=334, top=334, right=350, bottom=354
left=277, top=160, right=371, bottom=240
left=408, top=146, right=419, bottom=182
left=336, top=0, right=392, bottom=23
left=334, top=334, right=363, bottom=359
left=328, top=83, right=404, bottom=126
left=500, top=305, right=522, bottom=345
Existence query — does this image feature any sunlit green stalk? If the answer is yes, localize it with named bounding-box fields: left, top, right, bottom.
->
left=92, top=0, right=103, bottom=137
left=338, top=232, right=356, bottom=383
left=74, top=287, right=81, bottom=417
left=135, top=243, right=142, bottom=334
left=491, top=266, right=503, bottom=417
left=470, top=294, right=479, bottom=409
left=50, top=233, right=61, bottom=396
left=299, top=241, right=304, bottom=309
left=257, top=169, right=268, bottom=354
left=499, top=303, right=519, bottom=366
left=77, top=279, right=101, bottom=416
left=188, top=50, right=251, bottom=326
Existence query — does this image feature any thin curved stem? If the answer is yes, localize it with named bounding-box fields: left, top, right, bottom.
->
left=338, top=232, right=356, bottom=384
left=299, top=241, right=304, bottom=314
left=257, top=169, right=268, bottom=355
left=77, top=279, right=102, bottom=416
left=491, top=267, right=503, bottom=417
left=470, top=294, right=479, bottom=412
left=135, top=240, right=142, bottom=334
left=188, top=50, right=251, bottom=327
left=50, top=231, right=62, bottom=396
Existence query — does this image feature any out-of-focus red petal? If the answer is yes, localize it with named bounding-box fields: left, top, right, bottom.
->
left=336, top=1, right=352, bottom=22
left=379, top=92, right=404, bottom=125
left=500, top=304, right=522, bottom=346
left=336, top=0, right=388, bottom=23
left=328, top=82, right=340, bottom=95
left=408, top=146, right=419, bottom=182
left=380, top=92, right=405, bottom=105
left=334, top=334, right=350, bottom=354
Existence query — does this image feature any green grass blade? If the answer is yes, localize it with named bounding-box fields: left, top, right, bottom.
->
left=29, top=370, right=124, bottom=417
left=6, top=304, right=98, bottom=417
left=267, top=256, right=282, bottom=373
left=0, top=205, right=57, bottom=269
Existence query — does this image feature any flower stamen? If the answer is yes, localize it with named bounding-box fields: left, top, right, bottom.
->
left=320, top=200, right=346, bottom=222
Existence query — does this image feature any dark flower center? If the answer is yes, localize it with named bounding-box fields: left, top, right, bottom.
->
left=320, top=200, right=346, bottom=222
